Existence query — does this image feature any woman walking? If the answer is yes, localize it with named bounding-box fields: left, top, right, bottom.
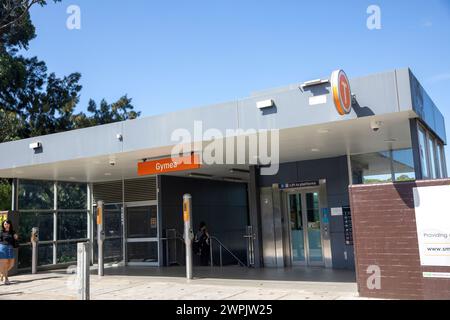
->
left=195, top=222, right=210, bottom=266
left=0, top=220, right=19, bottom=285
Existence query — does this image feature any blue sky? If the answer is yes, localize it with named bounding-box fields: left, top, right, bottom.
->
left=24, top=0, right=450, bottom=166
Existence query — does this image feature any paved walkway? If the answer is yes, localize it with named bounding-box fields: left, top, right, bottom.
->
left=0, top=266, right=371, bottom=300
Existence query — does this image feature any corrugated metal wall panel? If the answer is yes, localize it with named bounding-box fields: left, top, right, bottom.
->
left=93, top=180, right=123, bottom=204
left=93, top=177, right=157, bottom=204
left=124, top=177, right=157, bottom=202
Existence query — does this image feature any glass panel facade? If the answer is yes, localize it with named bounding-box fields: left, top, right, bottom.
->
left=18, top=212, right=54, bottom=243
left=351, top=151, right=392, bottom=184
left=57, top=182, right=87, bottom=209
left=418, top=128, right=429, bottom=178
left=58, top=212, right=88, bottom=240
left=16, top=179, right=89, bottom=270
left=57, top=242, right=78, bottom=264
left=392, top=149, right=416, bottom=182
left=18, top=245, right=32, bottom=269
left=438, top=144, right=447, bottom=178
left=434, top=141, right=442, bottom=178
left=38, top=243, right=54, bottom=266
left=352, top=149, right=416, bottom=184
left=18, top=180, right=54, bottom=210
left=428, top=136, right=437, bottom=179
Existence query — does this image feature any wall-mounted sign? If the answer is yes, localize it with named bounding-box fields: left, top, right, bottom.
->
left=278, top=181, right=319, bottom=190
left=309, top=95, right=327, bottom=106
left=138, top=154, right=201, bottom=176
left=331, top=70, right=352, bottom=115
left=423, top=272, right=450, bottom=279
left=331, top=207, right=343, bottom=216
left=150, top=217, right=157, bottom=229
left=413, top=185, right=450, bottom=267
left=322, top=208, right=330, bottom=224
left=342, top=206, right=353, bottom=245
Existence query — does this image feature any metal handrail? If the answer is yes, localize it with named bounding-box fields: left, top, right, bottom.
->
left=18, top=238, right=90, bottom=247
left=160, top=230, right=185, bottom=266
left=209, top=236, right=246, bottom=267
left=160, top=230, right=184, bottom=243
left=162, top=231, right=246, bottom=268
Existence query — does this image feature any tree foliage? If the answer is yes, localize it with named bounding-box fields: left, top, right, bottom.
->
left=1, top=0, right=141, bottom=143
left=0, top=1, right=141, bottom=209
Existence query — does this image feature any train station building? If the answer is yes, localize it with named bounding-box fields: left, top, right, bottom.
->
left=0, top=68, right=447, bottom=277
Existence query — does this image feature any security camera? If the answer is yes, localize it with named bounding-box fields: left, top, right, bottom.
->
left=370, top=120, right=383, bottom=132
left=109, top=159, right=116, bottom=166
left=29, top=142, right=42, bottom=150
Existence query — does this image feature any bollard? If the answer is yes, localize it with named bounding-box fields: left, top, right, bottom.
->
left=77, top=242, right=90, bottom=300
left=31, top=227, right=39, bottom=274
left=183, top=194, right=194, bottom=280
left=97, top=201, right=105, bottom=277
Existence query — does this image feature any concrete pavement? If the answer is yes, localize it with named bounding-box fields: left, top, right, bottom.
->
left=0, top=266, right=373, bottom=300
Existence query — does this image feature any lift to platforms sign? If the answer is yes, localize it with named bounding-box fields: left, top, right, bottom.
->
left=413, top=185, right=450, bottom=267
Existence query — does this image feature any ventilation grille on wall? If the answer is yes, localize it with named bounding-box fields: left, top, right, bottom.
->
left=93, top=180, right=122, bottom=204
left=124, top=177, right=157, bottom=202
left=93, top=177, right=157, bottom=204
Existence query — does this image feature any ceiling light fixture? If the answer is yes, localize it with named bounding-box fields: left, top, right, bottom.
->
left=229, top=168, right=250, bottom=174
left=223, top=177, right=244, bottom=182
left=188, top=173, right=213, bottom=178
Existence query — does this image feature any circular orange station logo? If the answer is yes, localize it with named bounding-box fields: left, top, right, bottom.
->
left=331, top=70, right=352, bottom=115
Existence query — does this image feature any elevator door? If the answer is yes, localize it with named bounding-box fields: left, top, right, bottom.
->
left=288, top=191, right=324, bottom=266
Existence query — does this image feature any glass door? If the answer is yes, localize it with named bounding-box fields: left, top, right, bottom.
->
left=125, top=203, right=159, bottom=266
left=288, top=191, right=324, bottom=266
left=93, top=204, right=124, bottom=264
left=305, top=192, right=323, bottom=265
left=288, top=193, right=306, bottom=264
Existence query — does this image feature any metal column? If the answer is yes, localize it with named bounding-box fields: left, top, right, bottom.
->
left=77, top=242, right=90, bottom=300
left=247, top=166, right=263, bottom=267
left=97, top=200, right=105, bottom=276
left=11, top=178, right=18, bottom=211
left=31, top=227, right=39, bottom=274
left=183, top=194, right=194, bottom=280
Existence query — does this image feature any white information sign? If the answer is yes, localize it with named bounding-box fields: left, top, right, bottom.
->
left=413, top=185, right=450, bottom=267
left=331, top=207, right=343, bottom=216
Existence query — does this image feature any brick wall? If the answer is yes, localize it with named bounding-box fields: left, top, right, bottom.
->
left=349, top=180, right=450, bottom=300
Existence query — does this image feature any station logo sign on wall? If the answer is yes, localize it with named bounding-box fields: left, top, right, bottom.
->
left=331, top=69, right=352, bottom=115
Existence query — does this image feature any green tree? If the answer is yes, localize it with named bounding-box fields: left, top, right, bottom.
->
left=1, top=0, right=140, bottom=141
left=0, top=180, right=11, bottom=210
left=0, top=1, right=141, bottom=210
left=1, top=0, right=83, bottom=139
left=73, top=95, right=140, bottom=129
left=0, top=1, right=58, bottom=50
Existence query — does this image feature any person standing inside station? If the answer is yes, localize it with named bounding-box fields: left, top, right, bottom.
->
left=194, top=221, right=210, bottom=266
left=0, top=220, right=19, bottom=285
